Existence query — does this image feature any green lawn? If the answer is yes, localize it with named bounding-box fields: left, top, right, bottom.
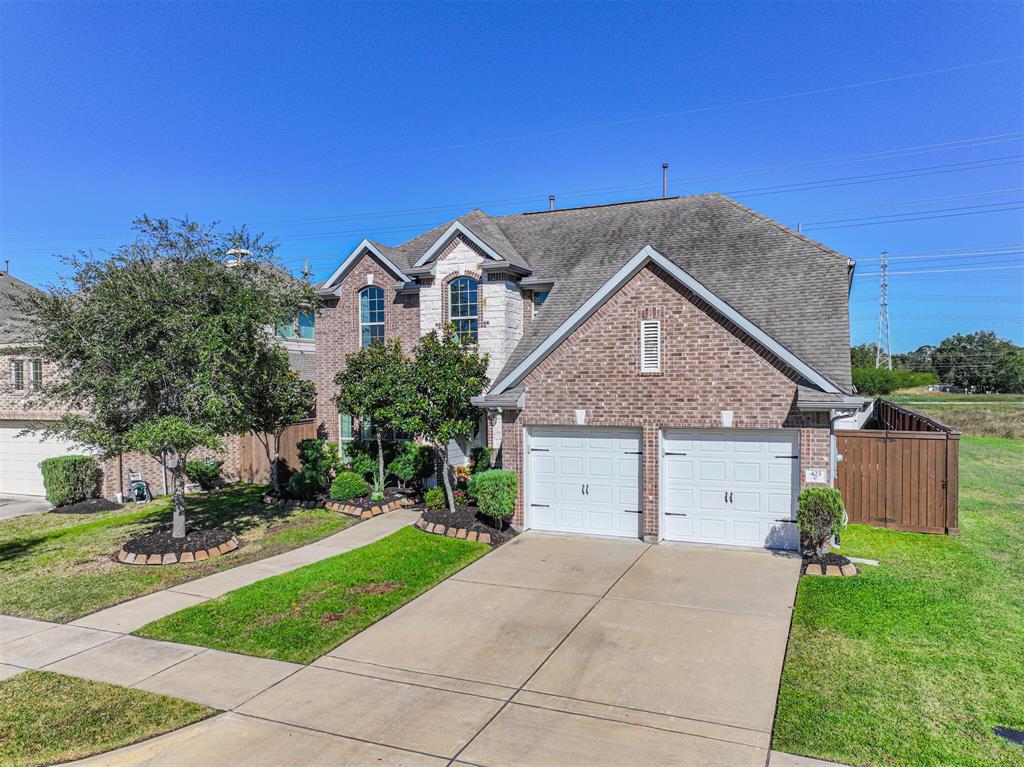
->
left=136, top=526, right=488, bottom=664
left=774, top=436, right=1024, bottom=767
left=0, top=485, right=352, bottom=622
left=889, top=390, right=1024, bottom=439
left=0, top=670, right=215, bottom=767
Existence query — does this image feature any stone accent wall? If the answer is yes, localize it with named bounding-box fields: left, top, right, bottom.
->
left=315, top=255, right=421, bottom=442
left=505, top=265, right=833, bottom=539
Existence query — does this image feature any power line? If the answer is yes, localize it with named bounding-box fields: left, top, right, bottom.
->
left=804, top=203, right=1024, bottom=232
left=855, top=263, right=1024, bottom=277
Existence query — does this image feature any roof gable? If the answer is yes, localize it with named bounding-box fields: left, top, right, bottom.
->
left=491, top=245, right=842, bottom=395
left=321, top=239, right=409, bottom=290
left=414, top=220, right=507, bottom=267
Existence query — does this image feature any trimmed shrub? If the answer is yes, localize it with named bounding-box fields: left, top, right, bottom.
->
left=797, top=487, right=846, bottom=556
left=343, top=440, right=378, bottom=481
left=470, top=446, right=493, bottom=474
left=39, top=455, right=100, bottom=507
left=329, top=471, right=369, bottom=501
left=471, top=470, right=517, bottom=525
left=287, top=438, right=343, bottom=498
left=423, top=486, right=446, bottom=510
left=286, top=471, right=322, bottom=500
left=387, top=442, right=434, bottom=489
left=185, top=458, right=222, bottom=491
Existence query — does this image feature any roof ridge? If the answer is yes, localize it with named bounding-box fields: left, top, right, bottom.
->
left=714, top=194, right=847, bottom=261
left=498, top=194, right=721, bottom=219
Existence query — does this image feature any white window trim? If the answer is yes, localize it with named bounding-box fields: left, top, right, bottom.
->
left=29, top=360, right=42, bottom=390
left=640, top=319, right=661, bottom=373
left=11, top=359, right=24, bottom=391
left=449, top=277, right=479, bottom=342
left=359, top=286, right=385, bottom=347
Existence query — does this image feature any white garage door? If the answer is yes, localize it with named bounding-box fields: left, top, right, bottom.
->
left=662, top=430, right=799, bottom=550
left=0, top=421, right=81, bottom=496
left=528, top=427, right=642, bottom=538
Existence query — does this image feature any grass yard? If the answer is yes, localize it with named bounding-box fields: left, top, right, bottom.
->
left=136, top=526, right=488, bottom=664
left=889, top=390, right=1024, bottom=439
left=0, top=670, right=214, bottom=767
left=774, top=436, right=1024, bottom=767
left=0, top=485, right=352, bottom=622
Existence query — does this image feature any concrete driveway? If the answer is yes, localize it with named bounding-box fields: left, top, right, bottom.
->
left=0, top=494, right=51, bottom=520
left=80, top=532, right=801, bottom=766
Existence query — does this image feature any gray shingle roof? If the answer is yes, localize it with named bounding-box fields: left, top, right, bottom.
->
left=0, top=272, right=43, bottom=346
left=373, top=194, right=854, bottom=393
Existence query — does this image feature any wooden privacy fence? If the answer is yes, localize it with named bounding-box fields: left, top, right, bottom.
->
left=239, top=419, right=318, bottom=485
left=836, top=400, right=959, bottom=535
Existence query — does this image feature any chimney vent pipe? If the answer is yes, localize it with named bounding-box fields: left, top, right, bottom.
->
left=548, top=195, right=555, bottom=211
left=662, top=163, right=669, bottom=198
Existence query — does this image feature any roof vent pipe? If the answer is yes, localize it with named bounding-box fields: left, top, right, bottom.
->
left=548, top=195, right=555, bottom=211
left=662, top=163, right=668, bottom=198
left=2, top=260, right=8, bottom=275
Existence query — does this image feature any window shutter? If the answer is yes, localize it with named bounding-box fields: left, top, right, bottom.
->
left=640, top=320, right=661, bottom=373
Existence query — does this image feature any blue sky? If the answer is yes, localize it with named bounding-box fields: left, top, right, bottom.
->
left=1, top=0, right=1021, bottom=352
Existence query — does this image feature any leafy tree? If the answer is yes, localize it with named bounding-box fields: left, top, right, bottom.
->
left=850, top=343, right=879, bottom=369
left=246, top=348, right=316, bottom=492
left=408, top=326, right=489, bottom=513
left=334, top=339, right=416, bottom=497
left=18, top=216, right=312, bottom=538
left=932, top=331, right=1021, bottom=392
left=894, top=344, right=936, bottom=373
left=852, top=367, right=938, bottom=395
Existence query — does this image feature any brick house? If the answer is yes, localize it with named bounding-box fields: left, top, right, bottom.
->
left=314, top=194, right=867, bottom=550
left=0, top=269, right=314, bottom=500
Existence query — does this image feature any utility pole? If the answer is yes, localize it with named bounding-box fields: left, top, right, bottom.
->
left=302, top=258, right=313, bottom=282
left=875, top=251, right=893, bottom=370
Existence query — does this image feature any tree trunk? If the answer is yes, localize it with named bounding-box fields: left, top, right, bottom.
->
left=171, top=466, right=187, bottom=539
left=438, top=443, right=456, bottom=513
left=270, top=432, right=282, bottom=492
left=376, top=433, right=386, bottom=493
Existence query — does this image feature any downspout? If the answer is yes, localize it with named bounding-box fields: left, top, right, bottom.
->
left=829, top=408, right=856, bottom=547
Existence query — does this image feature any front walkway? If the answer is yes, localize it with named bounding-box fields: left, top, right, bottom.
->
left=52, top=532, right=813, bottom=767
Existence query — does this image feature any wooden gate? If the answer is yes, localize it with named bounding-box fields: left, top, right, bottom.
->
left=836, top=400, right=959, bottom=535
left=239, top=420, right=318, bottom=485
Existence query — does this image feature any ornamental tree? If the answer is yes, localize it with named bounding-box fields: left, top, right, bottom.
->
left=245, top=348, right=317, bottom=492
left=334, top=339, right=416, bottom=497
left=18, top=216, right=313, bottom=538
left=407, top=326, right=489, bottom=513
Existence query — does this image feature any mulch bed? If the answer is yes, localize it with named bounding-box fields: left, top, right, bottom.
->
left=50, top=498, right=123, bottom=515
left=420, top=504, right=516, bottom=546
left=802, top=552, right=857, bottom=576
left=262, top=487, right=422, bottom=519
left=117, top=528, right=239, bottom=566
left=341, top=487, right=411, bottom=512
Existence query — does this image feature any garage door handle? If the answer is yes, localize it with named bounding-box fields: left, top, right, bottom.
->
left=665, top=512, right=687, bottom=517
left=531, top=448, right=549, bottom=453
left=531, top=503, right=550, bottom=508
left=775, top=519, right=796, bottom=523
left=623, top=509, right=642, bottom=514
left=775, top=455, right=799, bottom=459
left=664, top=451, right=687, bottom=456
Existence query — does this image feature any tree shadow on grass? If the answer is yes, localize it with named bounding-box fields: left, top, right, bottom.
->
left=138, top=484, right=303, bottom=537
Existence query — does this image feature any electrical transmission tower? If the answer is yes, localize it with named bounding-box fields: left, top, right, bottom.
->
left=875, top=251, right=893, bottom=370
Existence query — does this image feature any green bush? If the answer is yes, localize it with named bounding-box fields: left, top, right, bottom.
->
left=387, top=442, right=435, bottom=489
left=329, top=471, right=369, bottom=501
left=343, top=440, right=378, bottom=480
left=469, top=446, right=493, bottom=474
left=471, top=470, right=517, bottom=525
left=39, top=455, right=100, bottom=507
left=852, top=367, right=939, bottom=395
left=287, top=438, right=343, bottom=498
left=797, top=487, right=846, bottom=556
left=423, top=486, right=446, bottom=510
left=185, top=458, right=222, bottom=491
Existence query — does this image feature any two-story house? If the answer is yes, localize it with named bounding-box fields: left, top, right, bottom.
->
left=314, top=194, right=867, bottom=551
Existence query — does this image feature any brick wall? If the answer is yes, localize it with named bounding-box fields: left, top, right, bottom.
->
left=506, top=265, right=833, bottom=539
left=315, top=256, right=420, bottom=442
left=0, top=354, right=63, bottom=420
left=100, top=438, right=242, bottom=499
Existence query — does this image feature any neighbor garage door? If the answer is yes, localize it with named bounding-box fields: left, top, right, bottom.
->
left=0, top=421, right=80, bottom=496
left=528, top=427, right=642, bottom=538
left=662, top=430, right=799, bottom=550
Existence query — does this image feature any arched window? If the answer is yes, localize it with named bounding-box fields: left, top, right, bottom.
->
left=449, top=277, right=478, bottom=342
left=359, top=286, right=385, bottom=347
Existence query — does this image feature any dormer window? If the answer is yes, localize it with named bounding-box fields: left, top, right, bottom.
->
left=532, top=290, right=549, bottom=311
left=449, top=277, right=478, bottom=342
left=360, top=286, right=385, bottom=347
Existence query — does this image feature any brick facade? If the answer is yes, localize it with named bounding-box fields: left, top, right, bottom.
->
left=315, top=255, right=420, bottom=442
left=505, top=265, right=832, bottom=539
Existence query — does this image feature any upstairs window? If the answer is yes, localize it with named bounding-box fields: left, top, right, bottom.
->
left=449, top=277, right=478, bottom=342
left=532, top=290, right=549, bottom=310
left=11, top=360, right=24, bottom=391
left=30, top=360, right=42, bottom=390
left=640, top=320, right=661, bottom=373
left=360, top=286, right=385, bottom=347
left=276, top=311, right=315, bottom=340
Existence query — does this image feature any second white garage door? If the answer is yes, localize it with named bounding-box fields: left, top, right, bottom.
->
left=527, top=427, right=642, bottom=538
left=0, top=421, right=81, bottom=496
left=662, top=430, right=800, bottom=550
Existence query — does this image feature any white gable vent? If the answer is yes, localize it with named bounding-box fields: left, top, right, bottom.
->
left=640, top=319, right=661, bottom=373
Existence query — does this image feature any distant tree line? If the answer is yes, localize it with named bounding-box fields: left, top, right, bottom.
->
left=851, top=331, right=1024, bottom=395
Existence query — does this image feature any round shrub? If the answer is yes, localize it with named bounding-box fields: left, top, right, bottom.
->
left=330, top=471, right=369, bottom=501
left=796, top=487, right=846, bottom=556
left=39, top=455, right=100, bottom=507
left=423, top=486, right=446, bottom=510
left=471, top=470, right=517, bottom=525
left=287, top=470, right=322, bottom=500
left=185, top=458, right=223, bottom=491
left=387, top=442, right=434, bottom=488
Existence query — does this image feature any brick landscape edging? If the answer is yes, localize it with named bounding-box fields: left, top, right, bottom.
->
left=116, top=536, right=240, bottom=566
left=261, top=492, right=422, bottom=520
left=804, top=563, right=858, bottom=576
left=414, top=515, right=491, bottom=545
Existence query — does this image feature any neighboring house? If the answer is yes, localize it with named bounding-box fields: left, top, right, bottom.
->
left=0, top=267, right=315, bottom=500
left=315, top=194, right=867, bottom=550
